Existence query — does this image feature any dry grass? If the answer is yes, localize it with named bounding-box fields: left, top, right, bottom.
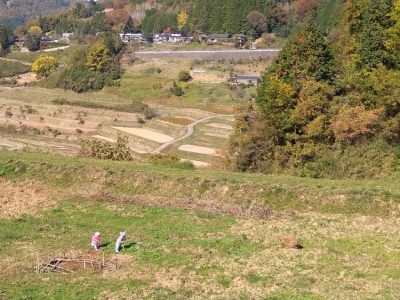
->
left=159, top=116, right=193, bottom=125
left=0, top=178, right=58, bottom=218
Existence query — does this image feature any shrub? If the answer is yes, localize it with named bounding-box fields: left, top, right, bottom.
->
left=55, top=67, right=110, bottom=93
left=170, top=81, right=184, bottom=96
left=32, top=55, right=58, bottom=78
left=177, top=70, right=192, bottom=82
left=149, top=153, right=194, bottom=169
left=80, top=136, right=132, bottom=161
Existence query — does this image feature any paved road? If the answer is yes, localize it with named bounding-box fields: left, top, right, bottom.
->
left=136, top=49, right=280, bottom=61
left=153, top=114, right=233, bottom=153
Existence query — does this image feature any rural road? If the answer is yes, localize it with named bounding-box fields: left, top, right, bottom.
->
left=154, top=114, right=233, bottom=153
left=136, top=49, right=280, bottom=61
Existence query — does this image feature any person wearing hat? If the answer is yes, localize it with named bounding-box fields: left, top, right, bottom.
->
left=115, top=232, right=126, bottom=253
left=91, top=232, right=101, bottom=251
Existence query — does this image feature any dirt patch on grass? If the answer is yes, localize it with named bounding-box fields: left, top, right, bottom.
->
left=159, top=116, right=193, bottom=125
left=206, top=123, right=233, bottom=130
left=16, top=72, right=37, bottom=85
left=111, top=127, right=174, bottom=143
left=179, top=144, right=223, bottom=156
left=0, top=178, right=57, bottom=218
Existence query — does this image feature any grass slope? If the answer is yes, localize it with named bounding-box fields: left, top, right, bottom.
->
left=0, top=60, right=31, bottom=78
left=0, top=150, right=399, bottom=299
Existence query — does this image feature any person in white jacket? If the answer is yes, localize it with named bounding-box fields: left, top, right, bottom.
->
left=115, top=232, right=126, bottom=252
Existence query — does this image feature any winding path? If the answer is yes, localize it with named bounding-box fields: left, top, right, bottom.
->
left=153, top=114, right=233, bottom=153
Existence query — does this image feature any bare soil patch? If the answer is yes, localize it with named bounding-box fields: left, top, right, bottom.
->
left=206, top=123, right=233, bottom=130
left=111, top=127, right=174, bottom=143
left=0, top=178, right=57, bottom=218
left=179, top=144, right=223, bottom=156
left=16, top=72, right=37, bottom=85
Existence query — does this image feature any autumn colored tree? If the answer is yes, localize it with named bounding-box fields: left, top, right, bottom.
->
left=295, top=0, right=318, bottom=21
left=247, top=11, right=267, bottom=36
left=32, top=55, right=58, bottom=78
left=28, top=25, right=42, bottom=36
left=86, top=43, right=112, bottom=72
left=177, top=11, right=189, bottom=31
left=230, top=0, right=400, bottom=178
left=106, top=9, right=133, bottom=32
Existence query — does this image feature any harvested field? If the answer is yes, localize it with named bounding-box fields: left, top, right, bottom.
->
left=206, top=123, right=233, bottom=130
left=92, top=135, right=116, bottom=143
left=178, top=144, right=223, bottom=156
left=204, top=132, right=229, bottom=138
left=111, top=127, right=174, bottom=143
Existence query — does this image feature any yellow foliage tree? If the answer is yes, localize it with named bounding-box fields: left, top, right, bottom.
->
left=28, top=25, right=43, bottom=37
left=177, top=11, right=188, bottom=31
left=86, top=43, right=112, bottom=72
left=32, top=55, right=58, bottom=78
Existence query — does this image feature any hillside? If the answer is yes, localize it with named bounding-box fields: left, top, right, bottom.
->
left=0, top=0, right=76, bottom=28
left=1, top=150, right=400, bottom=298
left=105, top=0, right=302, bottom=36
left=1, top=0, right=400, bottom=298
left=229, top=0, right=400, bottom=179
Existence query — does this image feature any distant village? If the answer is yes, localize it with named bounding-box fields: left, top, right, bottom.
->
left=26, top=29, right=248, bottom=48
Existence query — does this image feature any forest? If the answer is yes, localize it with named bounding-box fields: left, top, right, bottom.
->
left=229, top=0, right=400, bottom=179
left=0, top=0, right=77, bottom=28
left=105, top=0, right=313, bottom=37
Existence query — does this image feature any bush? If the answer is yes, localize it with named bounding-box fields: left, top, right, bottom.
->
left=32, top=55, right=58, bottom=78
left=149, top=153, right=194, bottom=169
left=80, top=136, right=132, bottom=161
left=177, top=70, right=192, bottom=82
left=55, top=67, right=110, bottom=93
left=170, top=81, right=184, bottom=96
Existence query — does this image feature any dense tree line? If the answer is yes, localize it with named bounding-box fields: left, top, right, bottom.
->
left=229, top=0, right=400, bottom=179
left=0, top=0, right=76, bottom=28
left=101, top=0, right=303, bottom=37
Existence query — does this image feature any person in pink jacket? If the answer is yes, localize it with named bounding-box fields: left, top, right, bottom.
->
left=91, top=232, right=101, bottom=251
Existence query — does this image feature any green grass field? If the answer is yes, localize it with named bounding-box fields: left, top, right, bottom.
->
left=0, top=60, right=31, bottom=78
left=0, top=150, right=400, bottom=299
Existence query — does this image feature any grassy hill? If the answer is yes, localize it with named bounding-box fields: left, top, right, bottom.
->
left=0, top=150, right=399, bottom=298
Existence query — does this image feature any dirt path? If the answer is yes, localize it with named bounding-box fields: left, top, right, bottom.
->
left=0, top=57, right=31, bottom=66
left=154, top=114, right=233, bottom=153
left=42, top=46, right=70, bottom=52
